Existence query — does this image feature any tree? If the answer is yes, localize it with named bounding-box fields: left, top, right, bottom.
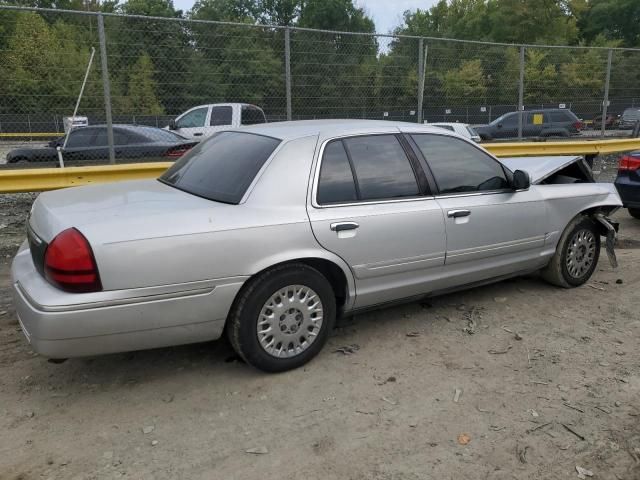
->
left=442, top=59, right=487, bottom=104
left=122, top=53, right=164, bottom=114
left=578, top=0, right=640, bottom=47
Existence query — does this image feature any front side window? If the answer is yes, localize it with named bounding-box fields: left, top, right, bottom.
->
left=210, top=106, right=233, bottom=126
left=160, top=132, right=280, bottom=204
left=343, top=135, right=419, bottom=201
left=176, top=107, right=208, bottom=129
left=411, top=134, right=509, bottom=194
left=65, top=128, right=96, bottom=148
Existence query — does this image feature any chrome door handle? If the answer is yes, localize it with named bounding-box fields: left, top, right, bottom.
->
left=447, top=209, right=471, bottom=218
left=330, top=222, right=359, bottom=232
left=193, top=132, right=203, bottom=137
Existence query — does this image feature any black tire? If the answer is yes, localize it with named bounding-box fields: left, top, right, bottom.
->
left=541, top=215, right=601, bottom=288
left=227, top=263, right=336, bottom=373
left=628, top=208, right=640, bottom=219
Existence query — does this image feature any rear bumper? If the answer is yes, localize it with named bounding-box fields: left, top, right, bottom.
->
left=614, top=176, right=640, bottom=208
left=11, top=243, right=246, bottom=358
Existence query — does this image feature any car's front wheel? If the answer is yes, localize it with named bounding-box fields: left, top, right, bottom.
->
left=227, top=263, right=336, bottom=372
left=628, top=208, right=640, bottom=219
left=541, top=215, right=601, bottom=288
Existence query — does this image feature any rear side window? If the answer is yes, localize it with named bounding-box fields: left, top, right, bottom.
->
left=160, top=132, right=280, bottom=204
left=317, top=141, right=357, bottom=204
left=433, top=125, right=454, bottom=132
left=241, top=106, right=267, bottom=125
left=412, top=134, right=509, bottom=194
left=550, top=111, right=572, bottom=122
left=343, top=135, right=419, bottom=201
left=210, top=106, right=233, bottom=126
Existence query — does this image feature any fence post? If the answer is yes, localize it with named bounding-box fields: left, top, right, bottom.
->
left=417, top=38, right=425, bottom=123
left=97, top=13, right=115, bottom=164
left=284, top=27, right=292, bottom=121
left=601, top=49, right=613, bottom=138
left=518, top=46, right=525, bottom=140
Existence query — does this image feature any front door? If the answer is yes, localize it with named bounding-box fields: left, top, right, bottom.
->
left=307, top=133, right=446, bottom=308
left=409, top=133, right=547, bottom=288
left=174, top=106, right=209, bottom=139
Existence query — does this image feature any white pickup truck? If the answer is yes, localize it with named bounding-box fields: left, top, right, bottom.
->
left=168, top=103, right=267, bottom=139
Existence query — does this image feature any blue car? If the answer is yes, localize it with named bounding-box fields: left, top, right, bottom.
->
left=614, top=151, right=640, bottom=218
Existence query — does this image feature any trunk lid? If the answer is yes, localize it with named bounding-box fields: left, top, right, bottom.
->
left=28, top=179, right=235, bottom=244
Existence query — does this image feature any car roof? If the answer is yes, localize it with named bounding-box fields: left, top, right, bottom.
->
left=231, top=119, right=451, bottom=141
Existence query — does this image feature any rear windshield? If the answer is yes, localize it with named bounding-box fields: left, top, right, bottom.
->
left=159, top=131, right=281, bottom=204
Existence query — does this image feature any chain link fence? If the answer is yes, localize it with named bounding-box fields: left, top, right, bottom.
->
left=1, top=5, right=640, bottom=168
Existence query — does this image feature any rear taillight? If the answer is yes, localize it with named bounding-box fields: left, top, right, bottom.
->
left=165, top=146, right=192, bottom=158
left=44, top=228, right=102, bottom=293
left=573, top=121, right=583, bottom=130
left=619, top=154, right=640, bottom=171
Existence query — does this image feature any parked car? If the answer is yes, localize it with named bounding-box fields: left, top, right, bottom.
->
left=475, top=109, right=583, bottom=140
left=426, top=122, right=481, bottom=142
left=614, top=151, right=640, bottom=218
left=592, top=113, right=620, bottom=129
left=619, top=108, right=640, bottom=129
left=12, top=120, right=621, bottom=372
left=167, top=103, right=266, bottom=139
left=6, top=125, right=196, bottom=163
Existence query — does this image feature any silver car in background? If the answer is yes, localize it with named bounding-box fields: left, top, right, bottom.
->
left=11, top=120, right=621, bottom=372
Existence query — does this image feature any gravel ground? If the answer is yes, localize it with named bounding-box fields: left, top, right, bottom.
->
left=0, top=162, right=639, bottom=480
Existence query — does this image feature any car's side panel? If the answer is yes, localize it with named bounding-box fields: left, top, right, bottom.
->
left=537, top=183, right=622, bottom=254
left=435, top=188, right=547, bottom=266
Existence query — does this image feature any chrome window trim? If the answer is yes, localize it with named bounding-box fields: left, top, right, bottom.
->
left=311, top=131, right=435, bottom=209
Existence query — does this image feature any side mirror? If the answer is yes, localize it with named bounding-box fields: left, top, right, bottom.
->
left=513, top=169, right=530, bottom=190
left=497, top=123, right=503, bottom=128
left=168, top=119, right=177, bottom=130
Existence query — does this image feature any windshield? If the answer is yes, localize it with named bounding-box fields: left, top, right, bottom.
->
left=490, top=114, right=509, bottom=125
left=159, top=131, right=281, bottom=204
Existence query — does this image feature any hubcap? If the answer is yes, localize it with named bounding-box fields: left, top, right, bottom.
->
left=566, top=229, right=596, bottom=279
left=257, top=285, right=323, bottom=358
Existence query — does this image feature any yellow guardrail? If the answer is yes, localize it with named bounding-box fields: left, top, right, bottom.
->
left=486, top=138, right=640, bottom=157
left=0, top=137, right=638, bottom=194
left=0, top=132, right=60, bottom=138
left=0, top=162, right=171, bottom=193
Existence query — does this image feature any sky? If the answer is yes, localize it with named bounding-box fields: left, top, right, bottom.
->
left=171, top=0, right=438, bottom=34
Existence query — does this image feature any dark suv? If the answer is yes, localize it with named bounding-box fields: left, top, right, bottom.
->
left=476, top=109, right=583, bottom=140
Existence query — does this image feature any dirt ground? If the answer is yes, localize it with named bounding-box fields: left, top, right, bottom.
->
left=1, top=177, right=639, bottom=479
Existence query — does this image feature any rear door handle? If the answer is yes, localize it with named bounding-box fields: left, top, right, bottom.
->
left=330, top=222, right=359, bottom=232
left=447, top=209, right=471, bottom=218
left=193, top=132, right=203, bottom=137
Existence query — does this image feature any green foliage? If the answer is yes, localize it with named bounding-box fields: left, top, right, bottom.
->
left=442, top=59, right=487, bottom=104
left=121, top=53, right=164, bottom=115
left=0, top=0, right=638, bottom=121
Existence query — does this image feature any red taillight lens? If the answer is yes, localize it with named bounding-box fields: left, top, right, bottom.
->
left=165, top=146, right=192, bottom=158
left=44, top=228, right=102, bottom=293
left=574, top=121, right=583, bottom=130
left=619, top=154, right=640, bottom=171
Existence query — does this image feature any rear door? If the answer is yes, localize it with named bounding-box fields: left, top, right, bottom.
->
left=409, top=133, right=547, bottom=285
left=524, top=111, right=547, bottom=137
left=202, top=105, right=234, bottom=136
left=307, top=132, right=446, bottom=308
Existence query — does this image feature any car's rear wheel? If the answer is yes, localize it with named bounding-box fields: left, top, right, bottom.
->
left=628, top=208, right=640, bottom=219
left=541, top=215, right=600, bottom=288
left=227, top=263, right=336, bottom=372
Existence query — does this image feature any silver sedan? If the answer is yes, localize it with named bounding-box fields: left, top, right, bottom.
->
left=11, top=120, right=622, bottom=372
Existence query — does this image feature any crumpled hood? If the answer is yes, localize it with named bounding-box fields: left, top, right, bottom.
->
left=499, top=155, right=586, bottom=184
